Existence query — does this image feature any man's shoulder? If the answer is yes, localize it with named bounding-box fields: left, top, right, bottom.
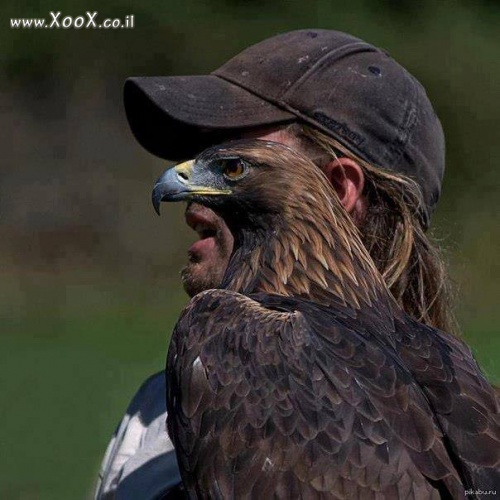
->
left=127, top=371, right=166, bottom=424
left=95, top=371, right=180, bottom=500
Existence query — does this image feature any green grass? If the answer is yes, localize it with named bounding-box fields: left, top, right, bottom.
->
left=462, top=325, right=500, bottom=386
left=0, top=276, right=186, bottom=500
left=1, top=275, right=498, bottom=499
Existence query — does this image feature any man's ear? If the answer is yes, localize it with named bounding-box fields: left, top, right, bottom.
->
left=322, top=158, right=367, bottom=224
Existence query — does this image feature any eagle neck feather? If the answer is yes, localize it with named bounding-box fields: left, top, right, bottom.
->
left=222, top=196, right=390, bottom=312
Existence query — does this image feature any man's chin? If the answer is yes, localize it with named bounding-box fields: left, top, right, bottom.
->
left=181, top=261, right=224, bottom=298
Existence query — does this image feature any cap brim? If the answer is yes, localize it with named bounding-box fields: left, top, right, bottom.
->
left=124, top=75, right=295, bottom=161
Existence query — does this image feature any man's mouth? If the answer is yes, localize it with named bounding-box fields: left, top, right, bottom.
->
left=185, top=206, right=219, bottom=262
left=192, top=222, right=218, bottom=240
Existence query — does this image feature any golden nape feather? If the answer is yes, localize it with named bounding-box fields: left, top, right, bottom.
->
left=153, top=140, right=500, bottom=499
left=215, top=141, right=388, bottom=311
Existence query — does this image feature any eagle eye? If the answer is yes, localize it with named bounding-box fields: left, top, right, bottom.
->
left=221, top=159, right=247, bottom=180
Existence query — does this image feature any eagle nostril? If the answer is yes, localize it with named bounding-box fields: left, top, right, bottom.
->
left=178, top=171, right=189, bottom=182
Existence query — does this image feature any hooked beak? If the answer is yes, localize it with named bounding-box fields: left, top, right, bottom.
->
left=151, top=160, right=229, bottom=215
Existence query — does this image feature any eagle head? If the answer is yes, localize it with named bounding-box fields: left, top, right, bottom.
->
left=152, top=139, right=333, bottom=232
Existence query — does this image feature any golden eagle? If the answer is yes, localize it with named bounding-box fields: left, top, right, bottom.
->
left=152, top=140, right=500, bottom=498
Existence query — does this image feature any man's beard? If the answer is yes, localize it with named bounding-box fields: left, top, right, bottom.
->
left=181, top=261, right=227, bottom=297
left=180, top=242, right=233, bottom=297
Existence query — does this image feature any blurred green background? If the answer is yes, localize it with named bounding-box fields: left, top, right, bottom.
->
left=2, top=0, right=499, bottom=498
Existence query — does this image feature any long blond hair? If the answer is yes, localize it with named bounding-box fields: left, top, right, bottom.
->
left=288, top=123, right=458, bottom=335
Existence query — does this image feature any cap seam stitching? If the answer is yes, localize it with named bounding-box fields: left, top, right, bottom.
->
left=281, top=42, right=379, bottom=100
left=382, top=74, right=418, bottom=168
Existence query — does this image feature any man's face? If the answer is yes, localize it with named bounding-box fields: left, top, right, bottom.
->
left=181, top=128, right=299, bottom=297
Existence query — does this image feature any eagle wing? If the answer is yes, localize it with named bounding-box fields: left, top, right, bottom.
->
left=394, top=316, right=500, bottom=490
left=166, top=289, right=464, bottom=499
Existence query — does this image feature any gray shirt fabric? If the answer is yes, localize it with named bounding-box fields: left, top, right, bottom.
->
left=95, top=372, right=181, bottom=500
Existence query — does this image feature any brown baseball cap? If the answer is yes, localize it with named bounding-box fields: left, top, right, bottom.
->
left=124, top=29, right=445, bottom=223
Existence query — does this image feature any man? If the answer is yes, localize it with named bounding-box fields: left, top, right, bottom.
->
left=95, top=29, right=452, bottom=499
